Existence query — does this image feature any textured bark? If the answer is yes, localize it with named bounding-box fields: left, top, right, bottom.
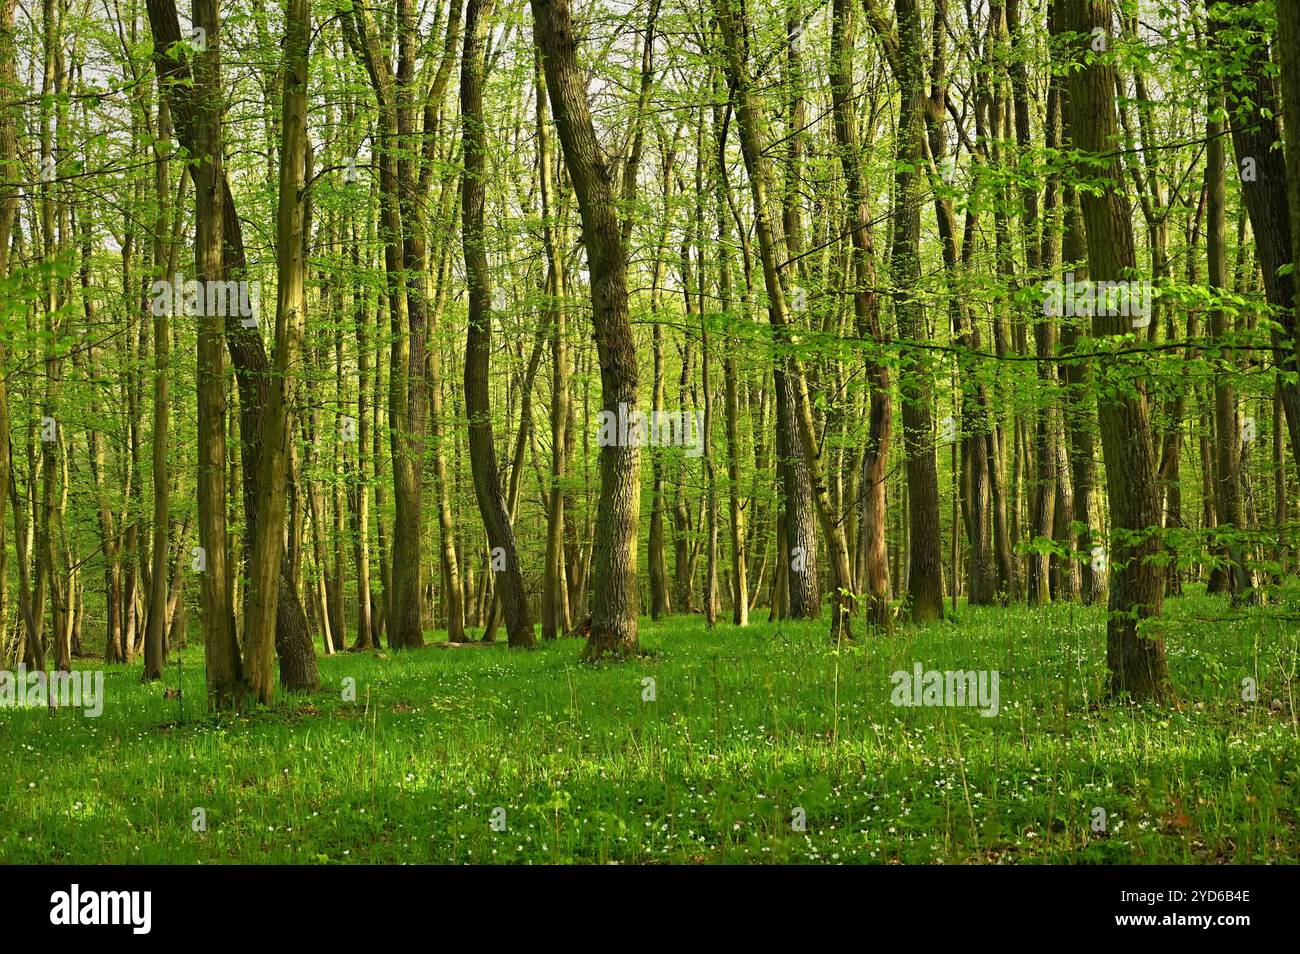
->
left=387, top=5, right=429, bottom=651
left=190, top=0, right=243, bottom=708
left=1218, top=0, right=1300, bottom=471
left=771, top=12, right=820, bottom=625
left=243, top=0, right=310, bottom=704
left=890, top=0, right=944, bottom=622
left=147, top=0, right=317, bottom=692
left=1058, top=0, right=1167, bottom=701
left=774, top=368, right=820, bottom=618
left=531, top=0, right=641, bottom=660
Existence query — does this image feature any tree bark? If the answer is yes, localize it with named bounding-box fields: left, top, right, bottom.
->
left=834, top=0, right=891, bottom=630
left=147, top=0, right=317, bottom=692
left=1217, top=0, right=1300, bottom=472
left=461, top=0, right=534, bottom=648
left=243, top=0, right=311, bottom=704
left=890, top=0, right=944, bottom=622
left=531, top=0, right=641, bottom=659
left=190, top=0, right=243, bottom=707
left=1057, top=0, right=1167, bottom=701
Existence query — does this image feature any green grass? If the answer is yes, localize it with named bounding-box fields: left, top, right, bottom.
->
left=2, top=588, right=1298, bottom=864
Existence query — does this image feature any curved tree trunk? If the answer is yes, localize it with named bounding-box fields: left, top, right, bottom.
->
left=461, top=0, right=533, bottom=648
left=531, top=0, right=641, bottom=660
left=147, top=0, right=318, bottom=695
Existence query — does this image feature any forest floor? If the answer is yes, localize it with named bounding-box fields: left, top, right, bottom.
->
left=2, top=587, right=1298, bottom=864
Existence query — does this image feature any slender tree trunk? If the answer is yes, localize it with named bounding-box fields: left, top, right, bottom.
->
left=1057, top=0, right=1167, bottom=700
left=537, top=47, right=573, bottom=638
left=243, top=0, right=310, bottom=703
left=347, top=230, right=374, bottom=649
left=190, top=0, right=242, bottom=707
left=460, top=0, right=533, bottom=648
left=890, top=0, right=944, bottom=622
left=1205, top=94, right=1253, bottom=601
left=832, top=0, right=891, bottom=630
left=148, top=0, right=317, bottom=691
left=0, top=0, right=26, bottom=668
left=714, top=0, right=855, bottom=636
left=142, top=96, right=175, bottom=681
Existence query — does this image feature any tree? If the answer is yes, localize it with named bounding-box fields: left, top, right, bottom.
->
left=530, top=0, right=641, bottom=659
left=713, top=0, right=857, bottom=638
left=147, top=0, right=318, bottom=695
left=832, top=0, right=892, bottom=630
left=462, top=0, right=534, bottom=648
left=1284, top=0, right=1300, bottom=304
left=243, top=0, right=311, bottom=703
left=1056, top=0, right=1168, bottom=700
left=889, top=0, right=944, bottom=622
left=191, top=0, right=243, bottom=707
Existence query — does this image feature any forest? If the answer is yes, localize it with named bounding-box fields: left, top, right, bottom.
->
left=0, top=0, right=1298, bottom=867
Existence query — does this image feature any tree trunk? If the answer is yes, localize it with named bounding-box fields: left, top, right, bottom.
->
left=531, top=0, right=641, bottom=660
left=242, top=0, right=310, bottom=704
left=536, top=47, right=574, bottom=638
left=1218, top=0, right=1300, bottom=472
left=1057, top=0, right=1167, bottom=701
left=833, top=0, right=891, bottom=631
left=1205, top=93, right=1253, bottom=601
left=190, top=0, right=243, bottom=707
left=147, top=0, right=317, bottom=692
left=460, top=0, right=533, bottom=648
left=714, top=0, right=855, bottom=637
left=890, top=0, right=944, bottom=622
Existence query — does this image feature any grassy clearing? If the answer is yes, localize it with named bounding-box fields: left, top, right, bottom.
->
left=2, top=587, right=1297, bottom=864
